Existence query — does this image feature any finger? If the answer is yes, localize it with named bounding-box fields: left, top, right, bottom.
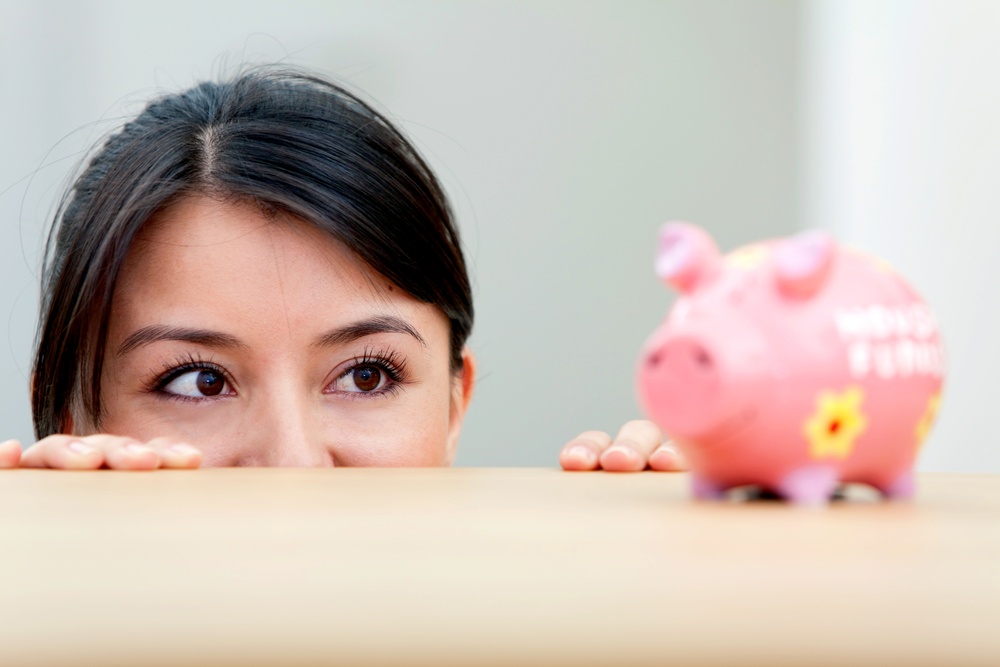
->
left=145, top=437, right=203, bottom=469
left=600, top=419, right=664, bottom=472
left=0, top=439, right=23, bottom=469
left=20, top=435, right=105, bottom=470
left=648, top=441, right=689, bottom=472
left=560, top=431, right=613, bottom=471
left=91, top=435, right=162, bottom=470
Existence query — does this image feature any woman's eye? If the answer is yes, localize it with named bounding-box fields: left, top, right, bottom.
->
left=162, top=369, right=230, bottom=398
left=334, top=364, right=388, bottom=393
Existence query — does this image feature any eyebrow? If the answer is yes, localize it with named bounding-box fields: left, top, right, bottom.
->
left=115, top=316, right=426, bottom=358
left=116, top=326, right=246, bottom=357
left=311, top=315, right=427, bottom=349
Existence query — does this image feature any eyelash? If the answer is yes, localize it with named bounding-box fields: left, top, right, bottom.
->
left=332, top=347, right=409, bottom=399
left=144, top=348, right=409, bottom=402
left=147, top=353, right=235, bottom=403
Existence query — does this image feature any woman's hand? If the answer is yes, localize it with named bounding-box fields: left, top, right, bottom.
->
left=0, top=435, right=202, bottom=470
left=559, top=419, right=687, bottom=472
left=0, top=439, right=21, bottom=468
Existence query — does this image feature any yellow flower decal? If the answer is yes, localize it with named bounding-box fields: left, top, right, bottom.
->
left=915, top=391, right=942, bottom=450
left=803, top=386, right=869, bottom=460
left=725, top=244, right=769, bottom=269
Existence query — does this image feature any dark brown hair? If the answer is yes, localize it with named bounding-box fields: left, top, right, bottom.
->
left=32, top=67, right=473, bottom=438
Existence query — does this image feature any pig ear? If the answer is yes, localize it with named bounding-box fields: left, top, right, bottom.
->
left=655, top=222, right=720, bottom=293
left=773, top=230, right=835, bottom=298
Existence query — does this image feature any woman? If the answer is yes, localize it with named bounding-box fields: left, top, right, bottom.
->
left=0, top=67, right=682, bottom=472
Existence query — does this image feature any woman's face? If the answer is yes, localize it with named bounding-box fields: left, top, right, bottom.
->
left=96, top=195, right=473, bottom=466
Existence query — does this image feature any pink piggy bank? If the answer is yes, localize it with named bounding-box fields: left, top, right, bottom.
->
left=637, top=223, right=945, bottom=505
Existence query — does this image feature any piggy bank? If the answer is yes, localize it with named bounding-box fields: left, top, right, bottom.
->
left=637, top=223, right=945, bottom=505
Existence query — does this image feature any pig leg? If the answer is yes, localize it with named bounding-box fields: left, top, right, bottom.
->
left=691, top=475, right=728, bottom=501
left=776, top=466, right=839, bottom=506
left=872, top=470, right=916, bottom=501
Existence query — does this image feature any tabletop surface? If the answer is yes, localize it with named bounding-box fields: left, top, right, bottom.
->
left=1, top=468, right=998, bottom=666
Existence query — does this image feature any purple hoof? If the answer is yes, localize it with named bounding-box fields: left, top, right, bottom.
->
left=879, top=470, right=916, bottom=501
left=691, top=475, right=727, bottom=501
left=776, top=467, right=838, bottom=506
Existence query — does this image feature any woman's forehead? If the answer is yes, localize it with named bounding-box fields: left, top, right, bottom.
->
left=130, top=195, right=384, bottom=287
left=139, top=197, right=325, bottom=252
left=114, top=195, right=441, bottom=338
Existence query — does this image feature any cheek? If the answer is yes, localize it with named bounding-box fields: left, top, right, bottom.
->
left=335, top=378, right=455, bottom=467
left=93, top=363, right=143, bottom=435
left=96, top=408, right=188, bottom=442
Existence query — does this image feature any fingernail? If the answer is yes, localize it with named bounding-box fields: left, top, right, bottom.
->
left=124, top=443, right=153, bottom=455
left=67, top=441, right=96, bottom=455
left=567, top=444, right=596, bottom=462
left=605, top=444, right=637, bottom=459
left=652, top=448, right=676, bottom=464
left=169, top=444, right=200, bottom=456
left=651, top=446, right=687, bottom=471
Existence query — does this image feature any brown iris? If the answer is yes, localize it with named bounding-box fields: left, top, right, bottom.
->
left=196, top=370, right=224, bottom=396
left=353, top=365, right=382, bottom=392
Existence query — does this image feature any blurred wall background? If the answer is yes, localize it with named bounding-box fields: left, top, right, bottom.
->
left=0, top=1, right=992, bottom=471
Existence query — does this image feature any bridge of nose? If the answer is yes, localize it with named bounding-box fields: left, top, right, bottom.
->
left=232, top=382, right=337, bottom=467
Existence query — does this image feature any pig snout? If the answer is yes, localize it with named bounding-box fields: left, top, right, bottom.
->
left=639, top=335, right=726, bottom=439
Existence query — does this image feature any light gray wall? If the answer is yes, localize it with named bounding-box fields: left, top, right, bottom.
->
left=801, top=0, right=1000, bottom=473
left=0, top=1, right=800, bottom=466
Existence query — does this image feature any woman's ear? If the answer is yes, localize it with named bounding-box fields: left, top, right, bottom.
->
left=445, top=346, right=477, bottom=465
